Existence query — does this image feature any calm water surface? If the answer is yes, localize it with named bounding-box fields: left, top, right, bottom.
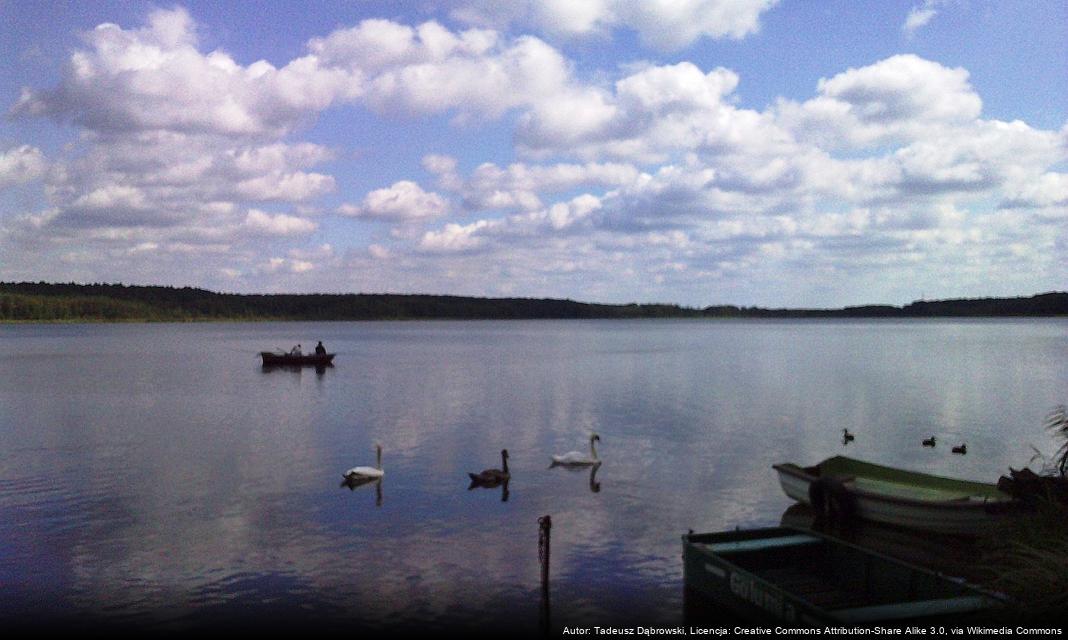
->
left=1, top=319, right=1066, bottom=630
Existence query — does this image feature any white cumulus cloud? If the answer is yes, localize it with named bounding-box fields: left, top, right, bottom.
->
left=776, top=54, right=982, bottom=148
left=452, top=0, right=780, bottom=50
left=0, top=145, right=47, bottom=189
left=439, top=160, right=640, bottom=212
left=11, top=7, right=355, bottom=138
left=243, top=209, right=317, bottom=236
left=903, top=1, right=944, bottom=35
left=517, top=61, right=762, bottom=161
left=339, top=181, right=449, bottom=221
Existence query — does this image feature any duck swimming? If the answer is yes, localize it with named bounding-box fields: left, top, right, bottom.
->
left=842, top=428, right=855, bottom=443
left=922, top=436, right=937, bottom=447
left=952, top=443, right=967, bottom=455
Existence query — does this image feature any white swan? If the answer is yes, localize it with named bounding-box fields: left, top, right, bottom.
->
left=552, top=434, right=600, bottom=467
left=344, top=443, right=384, bottom=479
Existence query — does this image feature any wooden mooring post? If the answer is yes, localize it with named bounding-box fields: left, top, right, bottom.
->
left=538, top=514, right=552, bottom=635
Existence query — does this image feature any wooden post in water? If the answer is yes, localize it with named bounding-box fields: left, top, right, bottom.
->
left=538, top=515, right=552, bottom=635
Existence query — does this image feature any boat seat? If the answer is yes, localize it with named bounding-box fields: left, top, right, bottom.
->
left=706, top=534, right=821, bottom=554
left=850, top=477, right=982, bottom=501
left=756, top=569, right=874, bottom=609
left=832, top=595, right=992, bottom=622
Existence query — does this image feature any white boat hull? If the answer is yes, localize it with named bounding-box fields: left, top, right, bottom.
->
left=775, top=465, right=1011, bottom=536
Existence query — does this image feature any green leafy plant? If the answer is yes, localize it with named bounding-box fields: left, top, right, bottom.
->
left=1045, top=405, right=1068, bottom=476
left=981, top=405, right=1068, bottom=620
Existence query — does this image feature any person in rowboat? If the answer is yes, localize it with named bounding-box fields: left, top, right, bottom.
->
left=315, top=341, right=326, bottom=355
left=290, top=344, right=302, bottom=355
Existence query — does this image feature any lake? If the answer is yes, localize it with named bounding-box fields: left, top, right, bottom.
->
left=1, top=319, right=1066, bottom=632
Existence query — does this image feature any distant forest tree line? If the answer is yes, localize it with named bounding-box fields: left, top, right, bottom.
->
left=1, top=282, right=1065, bottom=322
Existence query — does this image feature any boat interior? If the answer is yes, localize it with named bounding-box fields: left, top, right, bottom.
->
left=690, top=528, right=997, bottom=622
left=794, top=457, right=1011, bottom=503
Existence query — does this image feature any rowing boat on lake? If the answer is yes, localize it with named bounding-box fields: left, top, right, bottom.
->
left=260, top=352, right=335, bottom=367
left=773, top=455, right=1014, bottom=535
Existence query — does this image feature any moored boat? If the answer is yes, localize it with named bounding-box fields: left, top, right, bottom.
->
left=683, top=526, right=1007, bottom=624
left=260, top=351, right=335, bottom=367
left=773, top=455, right=1014, bottom=535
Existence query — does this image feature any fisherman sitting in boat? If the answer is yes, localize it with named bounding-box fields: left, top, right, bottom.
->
left=290, top=344, right=302, bottom=356
left=315, top=341, right=326, bottom=356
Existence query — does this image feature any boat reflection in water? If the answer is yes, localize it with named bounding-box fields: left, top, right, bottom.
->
left=779, top=503, right=984, bottom=583
left=340, top=475, right=383, bottom=507
left=260, top=363, right=333, bottom=376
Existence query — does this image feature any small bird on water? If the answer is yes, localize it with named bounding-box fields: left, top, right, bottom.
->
left=842, top=428, right=855, bottom=443
left=922, top=436, right=936, bottom=447
left=952, top=443, right=967, bottom=455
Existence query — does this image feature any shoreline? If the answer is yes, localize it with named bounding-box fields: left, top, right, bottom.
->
left=2, top=284, right=1066, bottom=323
left=4, top=315, right=1068, bottom=325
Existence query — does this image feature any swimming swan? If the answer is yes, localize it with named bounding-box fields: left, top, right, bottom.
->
left=344, top=443, right=385, bottom=480
left=469, top=449, right=510, bottom=486
left=551, top=434, right=601, bottom=467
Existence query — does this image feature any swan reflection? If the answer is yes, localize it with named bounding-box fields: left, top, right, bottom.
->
left=550, top=459, right=603, bottom=493
left=340, top=476, right=383, bottom=507
left=467, top=477, right=509, bottom=502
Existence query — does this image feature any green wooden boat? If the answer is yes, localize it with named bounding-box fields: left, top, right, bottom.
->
left=774, top=456, right=1015, bottom=535
left=683, top=526, right=1007, bottom=625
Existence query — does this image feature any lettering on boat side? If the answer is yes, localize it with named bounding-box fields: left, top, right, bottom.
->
left=729, top=571, right=797, bottom=622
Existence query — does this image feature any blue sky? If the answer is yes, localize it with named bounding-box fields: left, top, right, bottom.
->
left=1, top=0, right=1065, bottom=306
